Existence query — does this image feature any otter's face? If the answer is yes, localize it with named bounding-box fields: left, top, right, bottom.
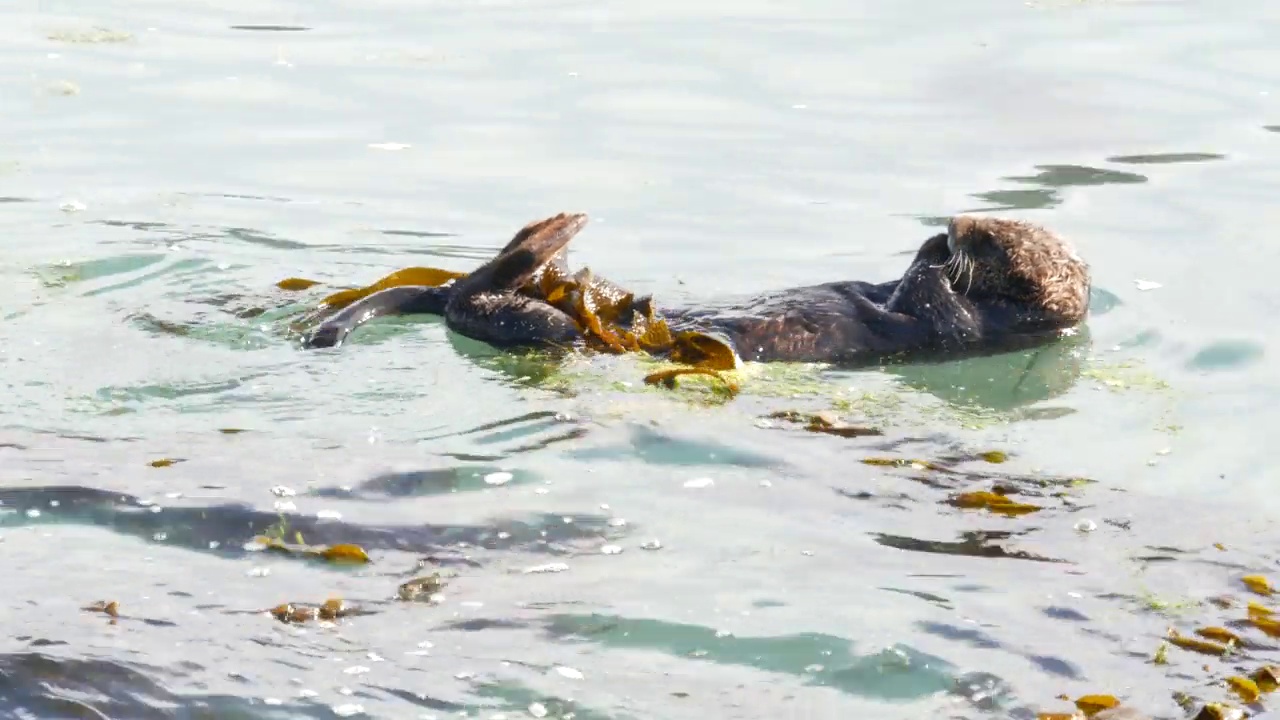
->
left=944, top=215, right=1090, bottom=325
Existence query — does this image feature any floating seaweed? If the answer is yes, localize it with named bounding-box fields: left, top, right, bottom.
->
left=643, top=367, right=739, bottom=397
left=397, top=573, right=447, bottom=602
left=1253, top=665, right=1280, bottom=692
left=83, top=600, right=119, bottom=618
left=275, top=277, right=321, bottom=291
left=267, top=598, right=368, bottom=624
left=1192, top=703, right=1245, bottom=720
left=1249, top=614, right=1280, bottom=638
left=252, top=536, right=371, bottom=565
left=763, top=410, right=883, bottom=439
left=1073, top=695, right=1120, bottom=715
left=946, top=490, right=1043, bottom=517
left=1249, top=601, right=1275, bottom=618
left=1035, top=694, right=1125, bottom=718
left=862, top=457, right=940, bottom=470
left=280, top=257, right=748, bottom=391
left=1223, top=676, right=1259, bottom=703
left=1195, top=627, right=1245, bottom=647
left=1165, top=629, right=1234, bottom=658
left=1243, top=574, right=1275, bottom=597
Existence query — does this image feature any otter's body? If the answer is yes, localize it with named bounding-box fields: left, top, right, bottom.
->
left=302, top=214, right=1090, bottom=367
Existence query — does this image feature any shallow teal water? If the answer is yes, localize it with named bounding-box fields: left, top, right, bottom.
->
left=3, top=1, right=1280, bottom=718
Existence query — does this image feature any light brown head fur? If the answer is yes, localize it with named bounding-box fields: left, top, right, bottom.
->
left=944, top=215, right=1090, bottom=325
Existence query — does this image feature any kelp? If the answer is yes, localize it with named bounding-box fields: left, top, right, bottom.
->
left=1073, top=695, right=1120, bottom=715
left=281, top=257, right=744, bottom=389
left=275, top=277, right=321, bottom=291
left=643, top=367, right=739, bottom=396
left=1224, top=676, right=1259, bottom=703
left=83, top=600, right=120, bottom=618
left=862, top=457, right=940, bottom=470
left=268, top=598, right=367, bottom=624
left=1253, top=665, right=1280, bottom=692
left=1192, top=704, right=1245, bottom=720
left=1249, top=615, right=1280, bottom=638
left=1249, top=601, right=1275, bottom=619
left=1243, top=574, right=1275, bottom=597
left=283, top=266, right=466, bottom=330
left=1196, top=626, right=1246, bottom=646
left=946, top=490, right=1042, bottom=517
left=854, top=450, right=1097, bottom=500
left=252, top=536, right=371, bottom=565
left=1165, top=629, right=1234, bottom=657
left=285, top=266, right=465, bottom=312
left=1036, top=694, right=1124, bottom=719
left=397, top=573, right=447, bottom=602
left=534, top=266, right=740, bottom=376
left=261, top=570, right=451, bottom=624
left=1123, top=590, right=1280, bottom=717
left=763, top=410, right=882, bottom=439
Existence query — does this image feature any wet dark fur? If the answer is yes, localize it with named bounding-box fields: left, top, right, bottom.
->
left=302, top=214, right=1090, bottom=366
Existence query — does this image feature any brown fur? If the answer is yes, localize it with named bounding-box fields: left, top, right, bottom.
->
left=945, top=215, right=1090, bottom=326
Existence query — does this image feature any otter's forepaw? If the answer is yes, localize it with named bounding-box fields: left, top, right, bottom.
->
left=302, top=324, right=345, bottom=349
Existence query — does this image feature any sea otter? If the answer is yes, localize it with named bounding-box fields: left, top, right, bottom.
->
left=301, top=213, right=1091, bottom=366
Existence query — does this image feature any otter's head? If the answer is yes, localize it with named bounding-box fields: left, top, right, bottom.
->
left=943, top=215, right=1091, bottom=326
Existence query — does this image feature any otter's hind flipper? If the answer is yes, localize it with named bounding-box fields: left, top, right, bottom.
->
left=458, top=212, right=587, bottom=295
left=444, top=213, right=589, bottom=349
left=444, top=291, right=581, bottom=349
left=303, top=285, right=451, bottom=349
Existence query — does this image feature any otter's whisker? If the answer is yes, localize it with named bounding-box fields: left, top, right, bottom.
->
left=947, top=252, right=965, bottom=285
left=963, top=254, right=976, bottom=296
left=940, top=252, right=961, bottom=281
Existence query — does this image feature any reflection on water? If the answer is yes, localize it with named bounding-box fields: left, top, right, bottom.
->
left=0, top=485, right=621, bottom=560
left=884, top=328, right=1090, bottom=412
left=569, top=422, right=785, bottom=469
left=379, top=228, right=457, bottom=239
left=1186, top=338, right=1266, bottom=371
left=1107, top=152, right=1226, bottom=165
left=872, top=530, right=1067, bottom=564
left=0, top=653, right=320, bottom=720
left=229, top=25, right=311, bottom=32
left=312, top=464, right=544, bottom=498
left=915, top=151, right=1227, bottom=216
left=542, top=613, right=957, bottom=701
left=1006, top=165, right=1148, bottom=188
left=967, top=163, right=1148, bottom=212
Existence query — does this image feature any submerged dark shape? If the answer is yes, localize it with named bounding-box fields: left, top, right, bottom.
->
left=302, top=212, right=1091, bottom=366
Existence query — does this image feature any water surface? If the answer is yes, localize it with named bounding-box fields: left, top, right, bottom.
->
left=3, top=0, right=1280, bottom=717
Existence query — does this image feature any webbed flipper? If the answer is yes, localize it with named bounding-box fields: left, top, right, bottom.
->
left=444, top=213, right=588, bottom=348
left=458, top=213, right=587, bottom=294
left=303, top=285, right=452, bottom=348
